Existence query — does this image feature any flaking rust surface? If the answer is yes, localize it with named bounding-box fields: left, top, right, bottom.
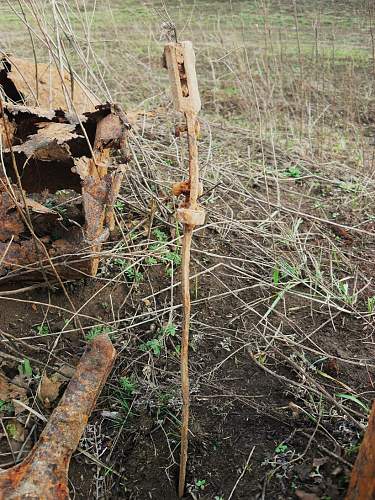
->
left=0, top=334, right=116, bottom=500
left=346, top=402, right=375, bottom=500
left=0, top=79, right=130, bottom=282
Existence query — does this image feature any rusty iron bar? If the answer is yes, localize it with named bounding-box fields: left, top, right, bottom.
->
left=346, top=402, right=375, bottom=500
left=163, top=40, right=204, bottom=498
left=0, top=334, right=116, bottom=499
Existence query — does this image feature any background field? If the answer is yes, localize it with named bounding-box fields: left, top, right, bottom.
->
left=0, top=1, right=375, bottom=499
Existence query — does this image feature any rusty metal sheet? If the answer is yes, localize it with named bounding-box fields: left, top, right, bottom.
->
left=0, top=333, right=116, bottom=500
left=0, top=98, right=129, bottom=283
left=12, top=122, right=79, bottom=161
left=0, top=54, right=100, bottom=113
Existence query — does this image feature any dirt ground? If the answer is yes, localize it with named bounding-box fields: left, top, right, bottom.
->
left=1, top=157, right=374, bottom=499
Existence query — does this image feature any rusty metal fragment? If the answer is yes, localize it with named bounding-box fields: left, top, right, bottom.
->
left=346, top=402, right=375, bottom=500
left=0, top=97, right=129, bottom=282
left=0, top=54, right=99, bottom=112
left=0, top=334, right=116, bottom=500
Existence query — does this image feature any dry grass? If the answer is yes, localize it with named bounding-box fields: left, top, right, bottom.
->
left=0, top=0, right=375, bottom=498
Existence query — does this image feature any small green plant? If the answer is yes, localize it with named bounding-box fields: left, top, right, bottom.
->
left=19, top=359, right=32, bottom=379
left=146, top=227, right=182, bottom=277
left=85, top=325, right=112, bottom=342
left=153, top=228, right=168, bottom=242
left=162, top=250, right=181, bottom=266
left=336, top=281, right=356, bottom=305
left=145, top=256, right=158, bottom=266
left=36, top=323, right=49, bottom=336
left=116, top=375, right=137, bottom=414
left=139, top=323, right=177, bottom=356
left=275, top=443, right=288, bottom=454
left=119, top=376, right=136, bottom=396
left=140, top=338, right=163, bottom=356
left=335, top=393, right=369, bottom=414
left=367, top=296, right=375, bottom=314
left=6, top=422, right=17, bottom=439
left=126, top=267, right=144, bottom=283
left=223, top=85, right=238, bottom=96
left=159, top=323, right=177, bottom=336
left=0, top=400, right=11, bottom=413
left=44, top=199, right=67, bottom=216
left=339, top=181, right=360, bottom=194
left=345, top=442, right=360, bottom=457
left=114, top=259, right=143, bottom=283
left=272, top=259, right=300, bottom=286
left=114, top=199, right=125, bottom=212
left=272, top=266, right=280, bottom=286
left=256, top=352, right=267, bottom=366
left=195, top=479, right=207, bottom=490
left=284, top=166, right=301, bottom=178
left=114, top=257, right=128, bottom=269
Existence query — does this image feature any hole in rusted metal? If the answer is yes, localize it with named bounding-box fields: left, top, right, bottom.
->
left=0, top=59, right=25, bottom=103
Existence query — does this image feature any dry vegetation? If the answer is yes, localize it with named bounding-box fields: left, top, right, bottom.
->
left=0, top=0, right=375, bottom=499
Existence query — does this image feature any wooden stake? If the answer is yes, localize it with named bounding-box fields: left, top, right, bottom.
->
left=163, top=41, right=205, bottom=497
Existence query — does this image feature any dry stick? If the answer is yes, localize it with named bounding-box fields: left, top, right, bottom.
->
left=228, top=446, right=256, bottom=500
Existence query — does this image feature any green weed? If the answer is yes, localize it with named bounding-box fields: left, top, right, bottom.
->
left=85, top=325, right=113, bottom=342
left=140, top=323, right=177, bottom=356
left=116, top=375, right=137, bottom=414
left=6, top=422, right=17, bottom=439
left=114, top=199, right=126, bottom=212
left=115, top=259, right=144, bottom=283
left=36, top=324, right=50, bottom=336
left=0, top=400, right=12, bottom=414
left=272, top=267, right=280, bottom=286
left=284, top=166, right=302, bottom=178
left=153, top=228, right=168, bottom=242
left=140, top=338, right=163, bottom=356
left=345, top=442, right=360, bottom=457
left=336, top=281, right=356, bottom=306
left=195, top=479, right=207, bottom=490
left=367, top=296, right=375, bottom=314
left=119, top=376, right=137, bottom=396
left=19, top=359, right=32, bottom=379
left=145, top=256, right=158, bottom=266
left=275, top=443, right=288, bottom=454
left=335, top=393, right=369, bottom=414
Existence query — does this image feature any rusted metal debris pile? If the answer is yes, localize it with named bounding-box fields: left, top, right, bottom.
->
left=0, top=55, right=126, bottom=498
left=0, top=54, right=130, bottom=283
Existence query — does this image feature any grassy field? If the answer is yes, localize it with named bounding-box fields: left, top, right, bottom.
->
left=0, top=1, right=375, bottom=499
